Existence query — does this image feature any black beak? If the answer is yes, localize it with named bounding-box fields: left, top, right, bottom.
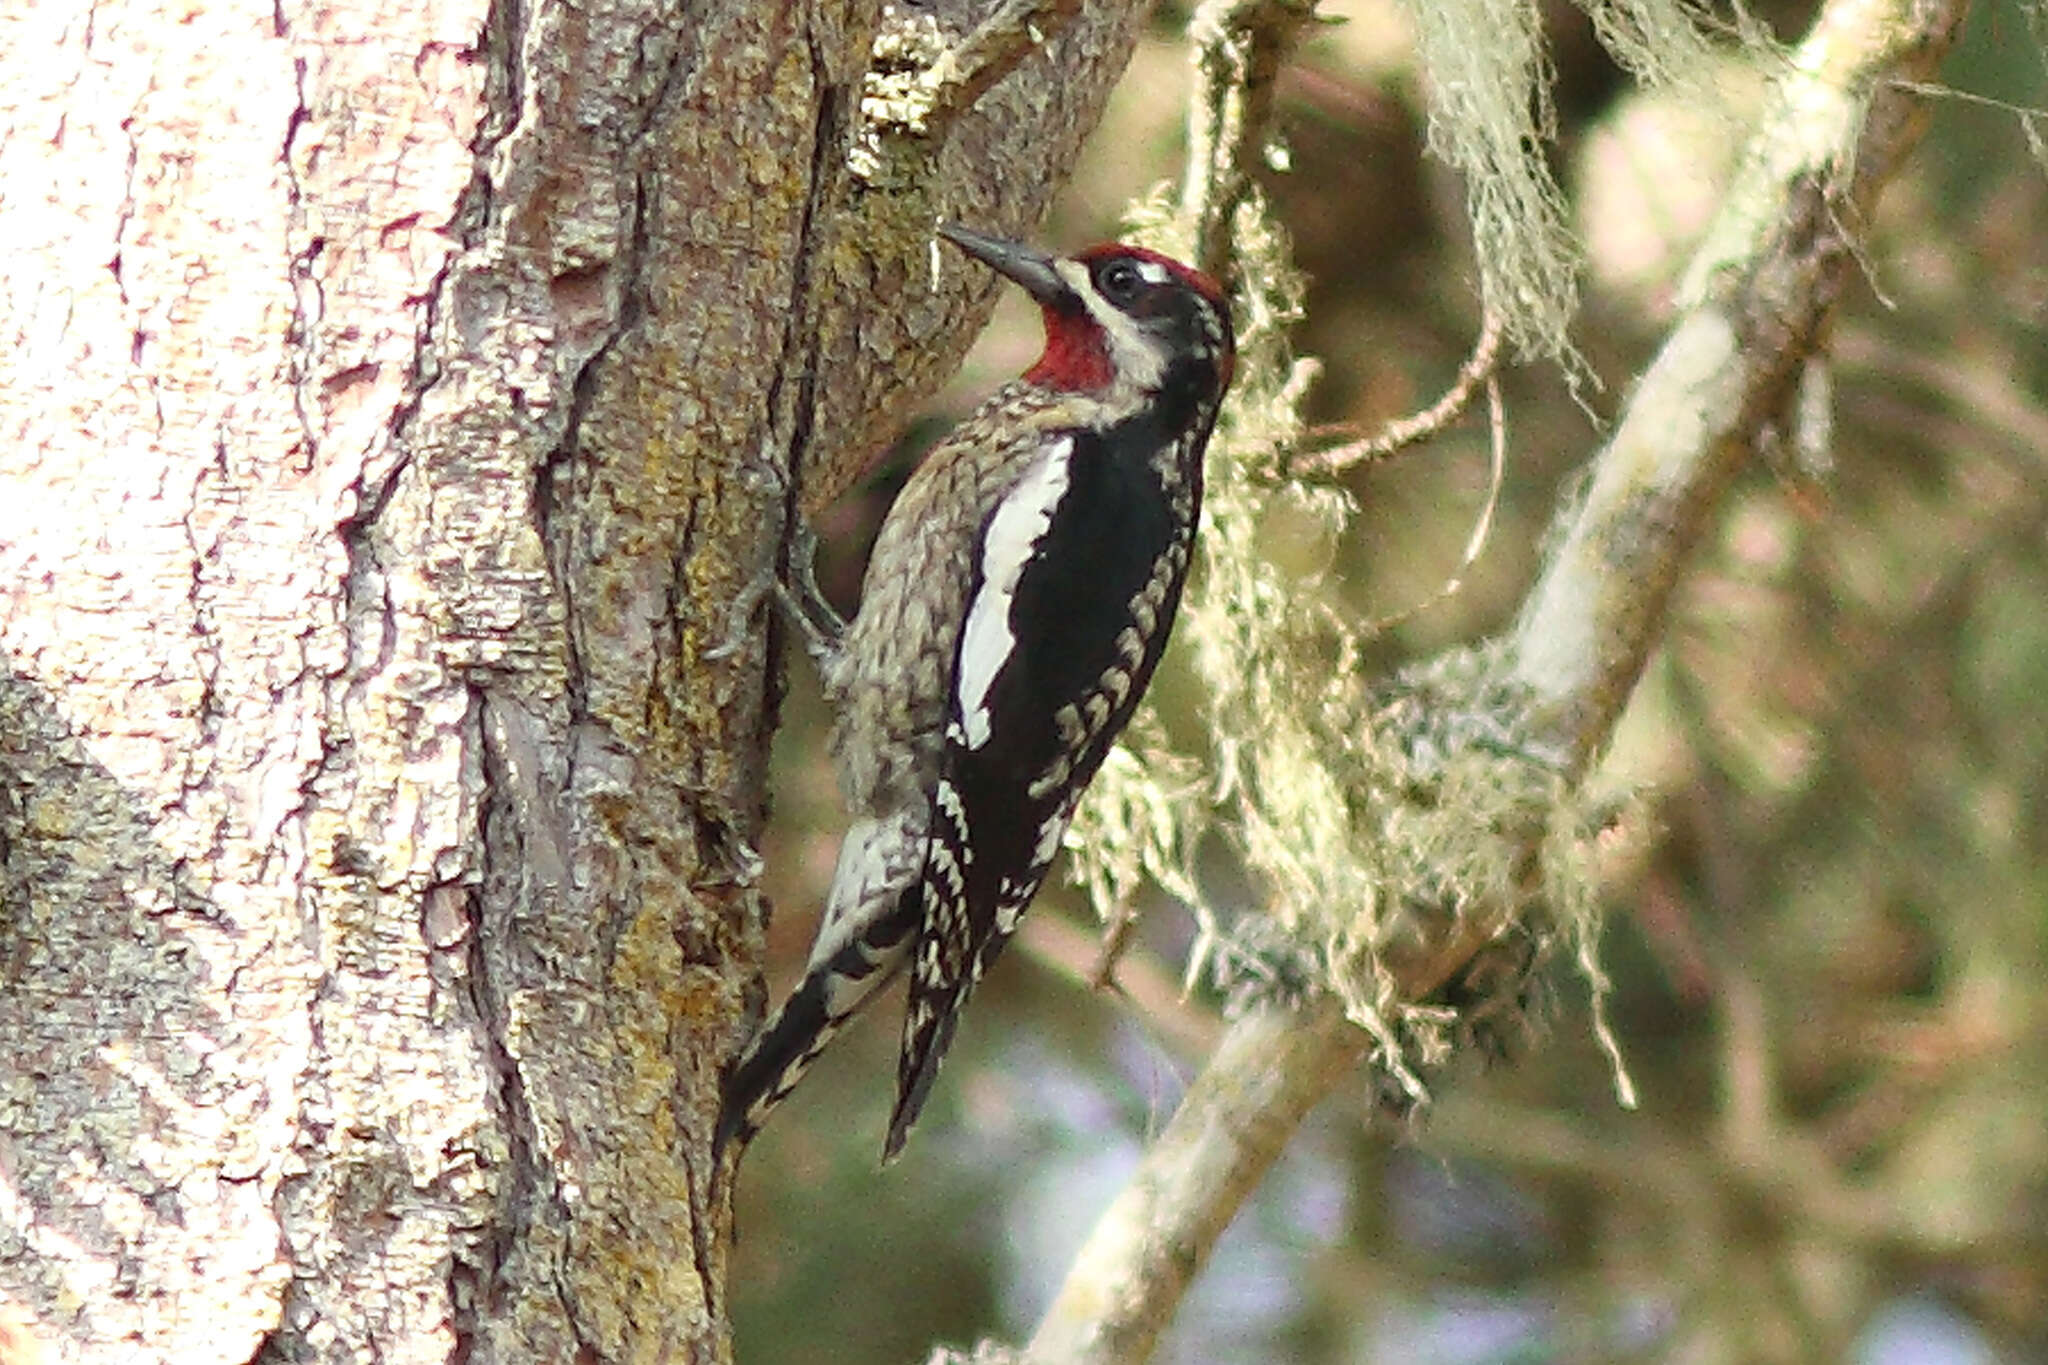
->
left=938, top=222, right=1068, bottom=305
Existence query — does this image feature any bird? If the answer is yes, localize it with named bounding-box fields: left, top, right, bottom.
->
left=718, top=221, right=1235, bottom=1164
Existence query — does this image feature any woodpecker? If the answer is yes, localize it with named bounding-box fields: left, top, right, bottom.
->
left=719, top=222, right=1234, bottom=1164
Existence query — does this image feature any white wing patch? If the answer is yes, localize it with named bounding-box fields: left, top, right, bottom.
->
left=956, top=439, right=1074, bottom=749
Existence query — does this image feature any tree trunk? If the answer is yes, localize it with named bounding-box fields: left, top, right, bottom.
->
left=0, top=0, right=1141, bottom=1358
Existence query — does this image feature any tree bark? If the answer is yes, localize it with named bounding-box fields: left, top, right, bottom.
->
left=0, top=0, right=1142, bottom=1359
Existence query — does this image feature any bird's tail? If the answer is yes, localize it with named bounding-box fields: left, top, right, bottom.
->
left=715, top=890, right=918, bottom=1164
left=883, top=893, right=1030, bottom=1163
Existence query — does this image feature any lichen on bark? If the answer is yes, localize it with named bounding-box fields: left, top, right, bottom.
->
left=0, top=0, right=1153, bottom=1359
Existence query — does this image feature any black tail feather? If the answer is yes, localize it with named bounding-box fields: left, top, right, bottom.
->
left=716, top=973, right=831, bottom=1163
left=883, top=921, right=1024, bottom=1163
left=715, top=895, right=917, bottom=1167
left=883, top=995, right=960, bottom=1163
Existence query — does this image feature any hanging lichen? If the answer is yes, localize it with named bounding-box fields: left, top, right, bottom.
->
left=1062, top=0, right=1755, bottom=1107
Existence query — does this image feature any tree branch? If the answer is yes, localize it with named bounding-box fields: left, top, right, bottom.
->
left=1509, top=0, right=1968, bottom=775
left=924, top=0, right=1084, bottom=129
left=1289, top=310, right=1505, bottom=479
left=1024, top=999, right=1365, bottom=1365
left=1178, top=0, right=1319, bottom=277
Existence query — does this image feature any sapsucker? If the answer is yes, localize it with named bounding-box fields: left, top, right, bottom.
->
left=719, top=222, right=1235, bottom=1163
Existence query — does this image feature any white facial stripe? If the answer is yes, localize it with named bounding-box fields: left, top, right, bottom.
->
left=1055, top=258, right=1167, bottom=391
left=956, top=439, right=1074, bottom=748
left=1053, top=258, right=1095, bottom=301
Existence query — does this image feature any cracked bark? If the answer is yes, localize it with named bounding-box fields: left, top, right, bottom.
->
left=0, top=0, right=1145, bottom=1360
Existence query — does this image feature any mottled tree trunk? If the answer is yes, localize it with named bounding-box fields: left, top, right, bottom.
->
left=0, top=0, right=1141, bottom=1359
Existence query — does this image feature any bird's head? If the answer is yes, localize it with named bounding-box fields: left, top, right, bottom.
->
left=938, top=223, right=1235, bottom=411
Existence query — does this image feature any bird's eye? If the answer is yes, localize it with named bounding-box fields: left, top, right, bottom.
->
left=1098, top=259, right=1144, bottom=305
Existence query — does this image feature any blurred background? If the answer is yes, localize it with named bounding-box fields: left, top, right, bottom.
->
left=731, top=1, right=2048, bottom=1360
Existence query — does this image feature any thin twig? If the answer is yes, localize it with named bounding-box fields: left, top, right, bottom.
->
left=1179, top=0, right=1320, bottom=276
left=1086, top=890, right=1142, bottom=992
left=1422, top=1091, right=2038, bottom=1260
left=1359, top=370, right=1507, bottom=635
left=1021, top=913, right=1222, bottom=1058
left=1290, top=308, right=1507, bottom=479
left=923, top=0, right=1083, bottom=130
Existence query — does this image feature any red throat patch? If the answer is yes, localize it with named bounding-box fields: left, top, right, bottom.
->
left=1024, top=304, right=1113, bottom=392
